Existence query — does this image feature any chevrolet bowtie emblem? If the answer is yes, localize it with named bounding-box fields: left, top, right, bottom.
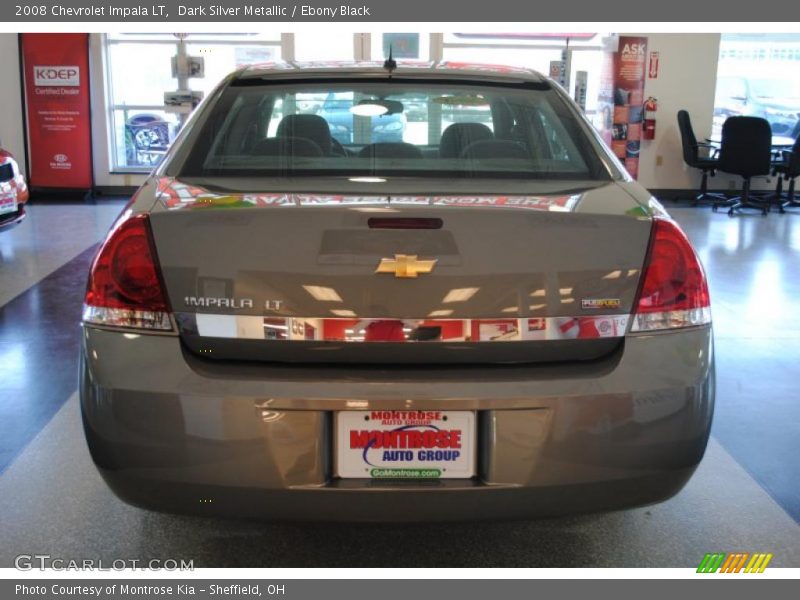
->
left=375, top=254, right=437, bottom=278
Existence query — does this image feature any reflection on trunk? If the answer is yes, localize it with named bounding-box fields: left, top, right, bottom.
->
left=179, top=314, right=630, bottom=342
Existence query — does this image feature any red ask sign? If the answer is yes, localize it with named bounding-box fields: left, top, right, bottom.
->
left=612, top=36, right=648, bottom=180
left=21, top=33, right=92, bottom=189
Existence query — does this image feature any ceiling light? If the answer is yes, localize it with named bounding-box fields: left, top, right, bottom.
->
left=427, top=309, right=453, bottom=317
left=350, top=101, right=388, bottom=117
left=442, top=287, right=479, bottom=303
left=303, top=285, right=343, bottom=302
left=530, top=289, right=546, bottom=297
left=330, top=309, right=357, bottom=317
left=348, top=177, right=387, bottom=184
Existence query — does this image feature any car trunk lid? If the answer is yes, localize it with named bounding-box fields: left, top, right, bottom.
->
left=147, top=177, right=652, bottom=364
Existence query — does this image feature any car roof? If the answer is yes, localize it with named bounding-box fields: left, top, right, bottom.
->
left=235, top=60, right=548, bottom=85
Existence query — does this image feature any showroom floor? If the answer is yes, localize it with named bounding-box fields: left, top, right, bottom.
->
left=0, top=199, right=799, bottom=568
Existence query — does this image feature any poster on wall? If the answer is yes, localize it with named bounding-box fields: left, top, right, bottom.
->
left=382, top=33, right=420, bottom=59
left=21, top=33, right=92, bottom=190
left=611, top=36, right=648, bottom=180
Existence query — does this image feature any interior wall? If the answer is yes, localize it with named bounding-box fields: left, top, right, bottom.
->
left=0, top=34, right=26, bottom=176
left=635, top=33, right=721, bottom=192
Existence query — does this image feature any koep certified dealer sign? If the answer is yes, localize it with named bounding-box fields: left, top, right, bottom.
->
left=22, top=33, right=92, bottom=189
left=33, top=66, right=80, bottom=87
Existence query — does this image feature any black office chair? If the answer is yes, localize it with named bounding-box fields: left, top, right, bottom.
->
left=772, top=136, right=800, bottom=211
left=677, top=110, right=725, bottom=205
left=712, top=116, right=773, bottom=216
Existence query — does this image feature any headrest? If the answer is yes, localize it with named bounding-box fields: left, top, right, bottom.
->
left=440, top=123, right=494, bottom=158
left=277, top=114, right=333, bottom=155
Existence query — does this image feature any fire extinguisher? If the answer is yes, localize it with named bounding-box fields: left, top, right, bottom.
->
left=643, top=97, right=657, bottom=140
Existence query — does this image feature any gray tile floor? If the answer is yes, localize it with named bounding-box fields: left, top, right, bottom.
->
left=0, top=202, right=122, bottom=306
left=670, top=205, right=800, bottom=522
left=0, top=200, right=799, bottom=568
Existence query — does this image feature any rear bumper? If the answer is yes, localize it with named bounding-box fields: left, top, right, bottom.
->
left=80, top=326, right=715, bottom=521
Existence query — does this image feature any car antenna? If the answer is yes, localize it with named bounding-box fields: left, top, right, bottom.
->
left=383, top=45, right=397, bottom=76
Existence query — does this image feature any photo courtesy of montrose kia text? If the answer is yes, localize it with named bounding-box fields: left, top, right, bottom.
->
left=0, top=0, right=799, bottom=594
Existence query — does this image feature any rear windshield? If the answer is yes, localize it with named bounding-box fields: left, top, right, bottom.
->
left=178, top=79, right=609, bottom=180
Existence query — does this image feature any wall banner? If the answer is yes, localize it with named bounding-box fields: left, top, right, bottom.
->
left=21, top=33, right=92, bottom=190
left=611, top=36, right=648, bottom=180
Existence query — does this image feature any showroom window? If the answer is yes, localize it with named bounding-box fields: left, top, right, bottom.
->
left=440, top=33, right=609, bottom=120
left=712, top=34, right=800, bottom=138
left=293, top=32, right=356, bottom=62
left=370, top=33, right=430, bottom=61
left=105, top=33, right=282, bottom=172
left=104, top=33, right=612, bottom=174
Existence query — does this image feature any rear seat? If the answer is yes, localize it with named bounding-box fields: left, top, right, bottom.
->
left=358, top=143, right=424, bottom=159
left=460, top=139, right=530, bottom=160
left=439, top=123, right=494, bottom=158
left=251, top=136, right=323, bottom=157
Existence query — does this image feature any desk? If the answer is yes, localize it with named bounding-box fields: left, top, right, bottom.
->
left=769, top=135, right=796, bottom=149
left=707, top=136, right=795, bottom=161
left=708, top=135, right=795, bottom=148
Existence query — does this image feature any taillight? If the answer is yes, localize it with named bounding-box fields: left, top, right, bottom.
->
left=82, top=211, right=174, bottom=331
left=631, top=217, right=711, bottom=332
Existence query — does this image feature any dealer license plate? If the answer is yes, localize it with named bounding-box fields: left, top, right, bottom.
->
left=0, top=191, right=17, bottom=216
left=336, top=410, right=475, bottom=479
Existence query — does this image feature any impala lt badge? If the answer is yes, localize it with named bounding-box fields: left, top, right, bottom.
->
left=184, top=296, right=254, bottom=309
left=375, top=254, right=437, bottom=278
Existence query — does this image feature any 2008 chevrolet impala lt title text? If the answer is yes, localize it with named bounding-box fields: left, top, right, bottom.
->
left=79, top=60, right=714, bottom=521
